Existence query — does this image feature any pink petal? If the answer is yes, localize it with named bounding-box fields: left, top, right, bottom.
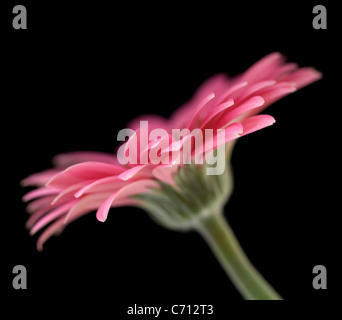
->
left=186, top=92, right=216, bottom=130
left=37, top=196, right=138, bottom=250
left=74, top=176, right=128, bottom=198
left=26, top=196, right=55, bottom=214
left=53, top=151, right=119, bottom=167
left=51, top=180, right=95, bottom=205
left=96, top=179, right=158, bottom=222
left=216, top=81, right=248, bottom=104
left=281, top=67, right=322, bottom=89
left=189, top=73, right=229, bottom=106
left=240, top=52, right=284, bottom=83
left=240, top=115, right=276, bottom=136
left=23, top=187, right=60, bottom=202
left=26, top=203, right=55, bottom=229
left=30, top=201, right=77, bottom=235
left=260, top=83, right=297, bottom=108
left=236, top=83, right=297, bottom=123
left=199, top=98, right=235, bottom=130
left=234, top=80, right=276, bottom=103
left=36, top=217, right=66, bottom=251
left=170, top=74, right=227, bottom=128
left=213, top=96, right=265, bottom=129
left=117, top=164, right=149, bottom=181
left=47, top=161, right=125, bottom=188
left=63, top=192, right=114, bottom=224
left=21, top=169, right=61, bottom=187
left=272, top=62, right=298, bottom=80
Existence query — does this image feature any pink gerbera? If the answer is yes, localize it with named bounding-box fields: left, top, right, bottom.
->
left=22, top=52, right=321, bottom=251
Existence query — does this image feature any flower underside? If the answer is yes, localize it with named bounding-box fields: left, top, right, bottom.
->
left=135, top=160, right=233, bottom=231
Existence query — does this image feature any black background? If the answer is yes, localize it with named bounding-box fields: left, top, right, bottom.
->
left=2, top=0, right=339, bottom=315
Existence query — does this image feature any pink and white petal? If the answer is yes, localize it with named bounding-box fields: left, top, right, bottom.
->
left=170, top=77, right=223, bottom=129
left=21, top=169, right=61, bottom=187
left=63, top=192, right=113, bottom=223
left=61, top=161, right=125, bottom=178
left=26, top=204, right=55, bottom=229
left=259, top=83, right=297, bottom=109
left=239, top=52, right=284, bottom=83
left=213, top=96, right=265, bottom=129
left=216, top=81, right=248, bottom=105
left=74, top=176, right=129, bottom=198
left=96, top=179, right=158, bottom=222
left=199, top=98, right=235, bottom=130
left=186, top=93, right=216, bottom=130
left=234, top=80, right=276, bottom=103
left=192, top=73, right=229, bottom=102
left=272, top=62, right=298, bottom=80
left=240, top=115, right=276, bottom=136
left=47, top=161, right=125, bottom=188
left=117, top=164, right=151, bottom=181
left=281, top=67, right=322, bottom=89
left=53, top=151, right=119, bottom=167
left=236, top=83, right=298, bottom=123
left=70, top=196, right=136, bottom=224
left=46, top=174, right=86, bottom=190
left=30, top=201, right=77, bottom=235
left=37, top=198, right=106, bottom=250
left=23, top=187, right=60, bottom=202
left=26, top=196, right=55, bottom=214
left=169, top=75, right=227, bottom=129
left=52, top=180, right=95, bottom=205
left=36, top=217, right=66, bottom=251
left=36, top=196, right=138, bottom=250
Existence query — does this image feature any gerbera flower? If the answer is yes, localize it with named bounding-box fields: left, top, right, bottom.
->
left=22, top=52, right=321, bottom=299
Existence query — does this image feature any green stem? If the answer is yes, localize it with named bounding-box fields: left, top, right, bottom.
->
left=196, top=209, right=282, bottom=300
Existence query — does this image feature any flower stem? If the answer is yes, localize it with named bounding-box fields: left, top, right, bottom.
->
left=196, top=209, right=282, bottom=300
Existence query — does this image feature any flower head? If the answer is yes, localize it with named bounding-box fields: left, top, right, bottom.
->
left=22, top=52, right=321, bottom=250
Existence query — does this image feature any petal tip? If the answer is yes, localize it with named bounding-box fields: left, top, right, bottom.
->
left=96, top=214, right=107, bottom=223
left=74, top=191, right=82, bottom=198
